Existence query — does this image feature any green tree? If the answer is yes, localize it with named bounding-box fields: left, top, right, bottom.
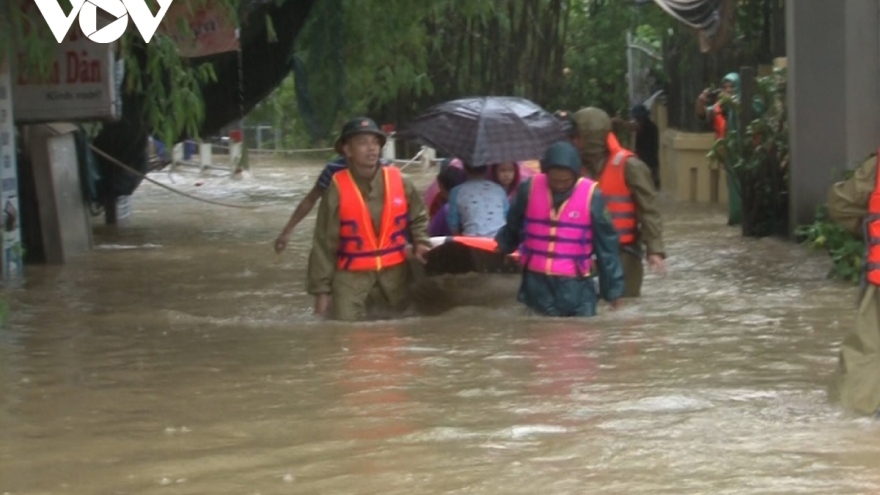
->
left=0, top=0, right=240, bottom=146
left=246, top=74, right=316, bottom=150
left=560, top=0, right=631, bottom=115
left=287, top=0, right=574, bottom=133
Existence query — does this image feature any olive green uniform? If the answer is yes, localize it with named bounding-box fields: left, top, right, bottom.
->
left=703, top=72, right=743, bottom=226
left=827, top=155, right=880, bottom=416
left=593, top=155, right=666, bottom=298
left=574, top=108, right=666, bottom=298
left=307, top=167, right=431, bottom=321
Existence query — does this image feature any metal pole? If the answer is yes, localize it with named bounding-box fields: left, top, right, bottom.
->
left=626, top=31, right=635, bottom=106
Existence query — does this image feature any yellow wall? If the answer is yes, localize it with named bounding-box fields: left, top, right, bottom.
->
left=653, top=102, right=729, bottom=207
left=650, top=59, right=787, bottom=207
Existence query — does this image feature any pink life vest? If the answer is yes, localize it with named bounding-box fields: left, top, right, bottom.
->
left=521, top=174, right=598, bottom=277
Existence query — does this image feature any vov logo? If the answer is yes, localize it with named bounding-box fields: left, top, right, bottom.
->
left=33, top=0, right=174, bottom=44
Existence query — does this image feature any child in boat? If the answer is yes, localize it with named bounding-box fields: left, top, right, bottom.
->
left=447, top=162, right=509, bottom=237
left=490, top=162, right=520, bottom=200
left=428, top=163, right=466, bottom=236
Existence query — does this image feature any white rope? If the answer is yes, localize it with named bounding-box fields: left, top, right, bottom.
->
left=194, top=142, right=334, bottom=153
left=651, top=0, right=719, bottom=30
left=246, top=147, right=335, bottom=154
left=44, top=125, right=264, bottom=210
left=396, top=147, right=426, bottom=171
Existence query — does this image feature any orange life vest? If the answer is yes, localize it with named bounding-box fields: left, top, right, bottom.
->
left=597, top=133, right=637, bottom=245
left=866, top=153, right=880, bottom=286
left=436, top=236, right=521, bottom=261
left=334, top=166, right=409, bottom=271
left=712, top=102, right=727, bottom=139
left=448, top=236, right=499, bottom=252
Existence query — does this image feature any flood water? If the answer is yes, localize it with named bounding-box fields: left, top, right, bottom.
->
left=1, top=156, right=878, bottom=495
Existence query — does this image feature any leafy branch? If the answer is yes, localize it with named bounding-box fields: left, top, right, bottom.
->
left=1, top=0, right=241, bottom=145
left=795, top=203, right=865, bottom=284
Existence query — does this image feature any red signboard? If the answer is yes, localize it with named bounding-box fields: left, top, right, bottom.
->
left=159, top=3, right=240, bottom=58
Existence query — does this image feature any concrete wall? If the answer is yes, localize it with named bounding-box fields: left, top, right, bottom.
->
left=787, top=0, right=880, bottom=230
left=654, top=101, right=730, bottom=207
left=844, top=0, right=880, bottom=168
left=660, top=129, right=729, bottom=205
left=25, top=125, right=92, bottom=263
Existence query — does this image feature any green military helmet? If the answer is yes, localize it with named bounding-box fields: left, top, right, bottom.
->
left=541, top=141, right=582, bottom=176
left=573, top=107, right=612, bottom=156
left=334, top=117, right=388, bottom=155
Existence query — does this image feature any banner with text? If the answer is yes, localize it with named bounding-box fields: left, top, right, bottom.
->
left=12, top=14, right=122, bottom=123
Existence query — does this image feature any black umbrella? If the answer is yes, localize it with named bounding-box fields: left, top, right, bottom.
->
left=400, top=96, right=566, bottom=166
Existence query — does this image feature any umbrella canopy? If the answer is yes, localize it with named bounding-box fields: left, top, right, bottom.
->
left=401, top=97, right=566, bottom=167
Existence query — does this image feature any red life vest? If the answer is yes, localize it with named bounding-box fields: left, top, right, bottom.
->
left=334, top=167, right=409, bottom=271
left=867, top=153, right=880, bottom=286
left=597, top=133, right=637, bottom=245
left=712, top=102, right=727, bottom=139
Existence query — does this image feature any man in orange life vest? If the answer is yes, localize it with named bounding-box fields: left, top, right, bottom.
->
left=696, top=73, right=743, bottom=226
left=572, top=107, right=666, bottom=298
left=307, top=118, right=432, bottom=321
left=695, top=74, right=739, bottom=141
left=827, top=154, right=880, bottom=417
left=495, top=141, right=625, bottom=316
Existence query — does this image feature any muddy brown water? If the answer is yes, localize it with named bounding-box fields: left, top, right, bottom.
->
left=1, top=157, right=878, bottom=495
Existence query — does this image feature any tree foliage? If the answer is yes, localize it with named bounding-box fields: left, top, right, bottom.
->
left=709, top=67, right=789, bottom=238
left=796, top=202, right=865, bottom=285
left=249, top=0, right=639, bottom=145
left=1, top=0, right=238, bottom=147
left=560, top=1, right=669, bottom=117
left=663, top=0, right=785, bottom=130
left=247, top=0, right=785, bottom=149
left=246, top=73, right=312, bottom=150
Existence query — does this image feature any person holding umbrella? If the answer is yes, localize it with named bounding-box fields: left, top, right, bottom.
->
left=573, top=107, right=666, bottom=298
left=495, top=141, right=625, bottom=317
left=307, top=118, right=432, bottom=321
left=273, top=156, right=390, bottom=254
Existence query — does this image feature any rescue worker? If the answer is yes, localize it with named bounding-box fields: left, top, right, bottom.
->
left=696, top=73, right=739, bottom=141
left=572, top=107, right=666, bottom=298
left=495, top=141, right=625, bottom=317
left=696, top=73, right=743, bottom=226
left=274, top=156, right=390, bottom=254
left=827, top=153, right=880, bottom=418
left=307, top=118, right=431, bottom=321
